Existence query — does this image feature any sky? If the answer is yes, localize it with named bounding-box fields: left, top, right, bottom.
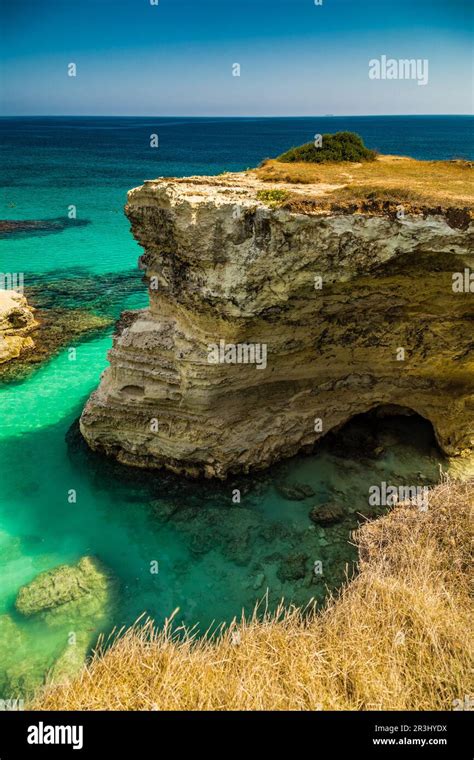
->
left=0, top=0, right=473, bottom=116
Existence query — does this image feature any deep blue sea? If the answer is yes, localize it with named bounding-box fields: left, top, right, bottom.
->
left=0, top=115, right=471, bottom=696
left=2, top=115, right=474, bottom=190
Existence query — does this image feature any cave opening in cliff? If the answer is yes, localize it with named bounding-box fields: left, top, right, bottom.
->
left=322, top=404, right=442, bottom=464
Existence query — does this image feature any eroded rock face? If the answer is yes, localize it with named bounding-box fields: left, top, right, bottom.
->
left=80, top=175, right=474, bottom=477
left=0, top=290, right=38, bottom=364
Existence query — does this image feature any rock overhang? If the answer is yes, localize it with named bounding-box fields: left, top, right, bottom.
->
left=80, top=168, right=474, bottom=478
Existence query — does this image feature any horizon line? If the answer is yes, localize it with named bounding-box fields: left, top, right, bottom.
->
left=1, top=113, right=473, bottom=119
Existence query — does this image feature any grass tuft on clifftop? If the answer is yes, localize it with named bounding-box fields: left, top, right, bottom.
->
left=32, top=477, right=473, bottom=711
left=256, top=188, right=290, bottom=208
left=276, top=131, right=377, bottom=164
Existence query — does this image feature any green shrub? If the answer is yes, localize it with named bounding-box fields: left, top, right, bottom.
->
left=277, top=132, right=377, bottom=164
left=256, top=188, right=290, bottom=207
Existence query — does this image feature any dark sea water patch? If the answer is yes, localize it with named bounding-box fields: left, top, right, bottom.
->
left=0, top=270, right=145, bottom=385
left=65, top=410, right=444, bottom=525
left=0, top=217, right=90, bottom=239
left=27, top=269, right=145, bottom=317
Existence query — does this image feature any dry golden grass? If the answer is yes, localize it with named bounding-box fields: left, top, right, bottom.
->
left=253, top=155, right=474, bottom=209
left=33, top=478, right=473, bottom=711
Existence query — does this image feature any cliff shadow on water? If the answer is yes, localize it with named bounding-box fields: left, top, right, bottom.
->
left=66, top=403, right=446, bottom=621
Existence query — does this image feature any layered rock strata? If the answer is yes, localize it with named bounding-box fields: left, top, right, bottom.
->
left=80, top=174, right=474, bottom=477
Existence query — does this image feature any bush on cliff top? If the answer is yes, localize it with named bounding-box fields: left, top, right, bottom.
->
left=32, top=477, right=472, bottom=711
left=277, top=131, right=377, bottom=163
left=256, top=188, right=290, bottom=208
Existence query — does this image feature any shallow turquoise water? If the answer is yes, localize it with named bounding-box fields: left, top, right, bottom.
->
left=0, top=116, right=457, bottom=697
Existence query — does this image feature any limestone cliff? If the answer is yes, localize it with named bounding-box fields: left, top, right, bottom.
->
left=0, top=290, right=38, bottom=364
left=80, top=172, right=474, bottom=477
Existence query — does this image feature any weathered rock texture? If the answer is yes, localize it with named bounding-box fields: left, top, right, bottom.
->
left=80, top=173, right=474, bottom=477
left=0, top=290, right=38, bottom=364
left=15, top=556, right=115, bottom=618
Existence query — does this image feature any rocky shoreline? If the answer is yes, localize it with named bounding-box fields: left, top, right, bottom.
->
left=0, top=290, right=38, bottom=365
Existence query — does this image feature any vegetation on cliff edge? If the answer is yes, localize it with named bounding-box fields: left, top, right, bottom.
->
left=254, top=154, right=474, bottom=210
left=276, top=132, right=377, bottom=164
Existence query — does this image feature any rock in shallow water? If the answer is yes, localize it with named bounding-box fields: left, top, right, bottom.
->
left=252, top=572, right=266, bottom=590
left=309, top=502, right=345, bottom=526
left=15, top=556, right=115, bottom=617
left=277, top=553, right=308, bottom=582
left=2, top=558, right=118, bottom=698
left=49, top=632, right=91, bottom=686
left=0, top=304, right=112, bottom=384
left=0, top=614, right=25, bottom=650
left=277, top=483, right=315, bottom=500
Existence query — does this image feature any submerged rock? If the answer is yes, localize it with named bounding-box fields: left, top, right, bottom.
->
left=0, top=614, right=26, bottom=650
left=160, top=503, right=263, bottom=568
left=0, top=616, right=45, bottom=700
left=277, top=553, right=308, bottom=582
left=252, top=572, right=266, bottom=590
left=4, top=663, right=42, bottom=700
left=0, top=217, right=89, bottom=237
left=309, top=502, right=345, bottom=526
left=225, top=534, right=252, bottom=566
left=3, top=560, right=117, bottom=700
left=150, top=500, right=180, bottom=523
left=15, top=556, right=115, bottom=618
left=277, top=483, right=315, bottom=500
left=189, top=533, right=214, bottom=555
left=48, top=632, right=90, bottom=686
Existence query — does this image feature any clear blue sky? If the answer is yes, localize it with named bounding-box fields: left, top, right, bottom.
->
left=1, top=0, right=472, bottom=116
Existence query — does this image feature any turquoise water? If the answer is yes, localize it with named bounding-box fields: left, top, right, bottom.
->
left=0, top=116, right=463, bottom=697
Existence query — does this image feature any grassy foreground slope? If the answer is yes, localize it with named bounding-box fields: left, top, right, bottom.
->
left=34, top=478, right=473, bottom=711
